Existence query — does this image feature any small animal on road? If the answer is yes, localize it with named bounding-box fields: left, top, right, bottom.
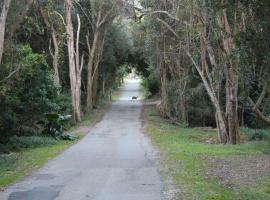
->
left=132, top=96, right=139, bottom=100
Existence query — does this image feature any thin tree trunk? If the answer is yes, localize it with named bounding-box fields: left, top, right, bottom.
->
left=154, top=39, right=169, bottom=118
left=40, top=5, right=61, bottom=87
left=186, top=50, right=229, bottom=144
left=0, top=0, right=11, bottom=65
left=92, top=66, right=99, bottom=105
left=50, top=31, right=60, bottom=87
left=248, top=80, right=270, bottom=125
left=86, top=31, right=99, bottom=112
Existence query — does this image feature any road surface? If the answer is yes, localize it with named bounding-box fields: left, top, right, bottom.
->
left=0, top=79, right=163, bottom=200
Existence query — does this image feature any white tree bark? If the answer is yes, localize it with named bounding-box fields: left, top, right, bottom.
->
left=0, top=0, right=11, bottom=65
left=65, top=0, right=83, bottom=122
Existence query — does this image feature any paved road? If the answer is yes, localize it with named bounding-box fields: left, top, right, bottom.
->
left=0, top=79, right=163, bottom=200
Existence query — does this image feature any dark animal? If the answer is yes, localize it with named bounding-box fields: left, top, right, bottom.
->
left=132, top=96, right=138, bottom=100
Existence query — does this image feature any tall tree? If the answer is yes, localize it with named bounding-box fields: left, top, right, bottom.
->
left=39, top=0, right=63, bottom=87
left=84, top=0, right=118, bottom=111
left=65, top=0, right=84, bottom=122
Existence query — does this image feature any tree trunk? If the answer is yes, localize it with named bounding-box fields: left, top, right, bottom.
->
left=248, top=80, right=270, bottom=125
left=0, top=0, right=11, bottom=65
left=51, top=31, right=60, bottom=87
left=225, top=70, right=240, bottom=144
left=221, top=10, right=240, bottom=144
left=158, top=56, right=169, bottom=118
left=186, top=48, right=229, bottom=144
left=92, top=66, right=99, bottom=106
left=40, top=6, right=61, bottom=87
left=178, top=94, right=187, bottom=123
left=65, top=0, right=82, bottom=122
left=86, top=32, right=99, bottom=112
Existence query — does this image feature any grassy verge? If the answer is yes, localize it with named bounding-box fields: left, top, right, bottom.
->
left=144, top=105, right=270, bottom=200
left=0, top=101, right=109, bottom=190
left=0, top=140, right=71, bottom=190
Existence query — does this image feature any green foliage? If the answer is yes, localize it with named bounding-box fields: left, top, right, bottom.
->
left=141, top=66, right=160, bottom=97
left=43, top=113, right=68, bottom=135
left=242, top=128, right=270, bottom=141
left=0, top=136, right=58, bottom=154
left=99, top=21, right=132, bottom=94
left=42, top=113, right=78, bottom=141
left=0, top=45, right=71, bottom=141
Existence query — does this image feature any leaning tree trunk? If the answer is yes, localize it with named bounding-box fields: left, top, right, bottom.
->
left=248, top=80, right=270, bottom=125
left=197, top=22, right=229, bottom=143
left=0, top=0, right=11, bottom=65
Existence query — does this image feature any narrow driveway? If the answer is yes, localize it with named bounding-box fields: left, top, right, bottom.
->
left=0, top=79, right=162, bottom=200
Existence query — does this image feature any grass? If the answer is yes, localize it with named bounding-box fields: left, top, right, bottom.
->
left=144, top=106, right=270, bottom=200
left=0, top=101, right=108, bottom=190
left=0, top=141, right=71, bottom=190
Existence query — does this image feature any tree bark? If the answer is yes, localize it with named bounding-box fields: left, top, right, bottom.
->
left=0, top=0, right=11, bottom=65
left=65, top=0, right=83, bottom=122
left=157, top=41, right=170, bottom=118
left=85, top=3, right=116, bottom=112
left=86, top=31, right=99, bottom=112
left=220, top=10, right=240, bottom=144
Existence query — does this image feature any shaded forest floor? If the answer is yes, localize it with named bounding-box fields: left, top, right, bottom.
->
left=142, top=104, right=270, bottom=200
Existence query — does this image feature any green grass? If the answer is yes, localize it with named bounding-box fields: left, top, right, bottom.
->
left=0, top=103, right=108, bottom=189
left=145, top=106, right=270, bottom=200
left=0, top=141, right=71, bottom=190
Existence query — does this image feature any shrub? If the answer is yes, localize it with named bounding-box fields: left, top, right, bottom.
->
left=0, top=45, right=71, bottom=141
left=0, top=136, right=58, bottom=154
left=242, top=128, right=270, bottom=141
left=141, top=74, right=160, bottom=98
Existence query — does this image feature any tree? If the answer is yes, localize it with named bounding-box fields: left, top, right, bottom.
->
left=39, top=0, right=64, bottom=87
left=0, top=0, right=11, bottom=65
left=135, top=0, right=245, bottom=144
left=65, top=0, right=84, bottom=122
left=83, top=0, right=119, bottom=111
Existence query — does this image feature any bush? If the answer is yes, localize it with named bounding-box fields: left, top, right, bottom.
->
left=242, top=128, right=270, bottom=141
left=42, top=113, right=72, bottom=138
left=0, top=45, right=71, bottom=141
left=0, top=136, right=58, bottom=154
left=141, top=74, right=160, bottom=98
